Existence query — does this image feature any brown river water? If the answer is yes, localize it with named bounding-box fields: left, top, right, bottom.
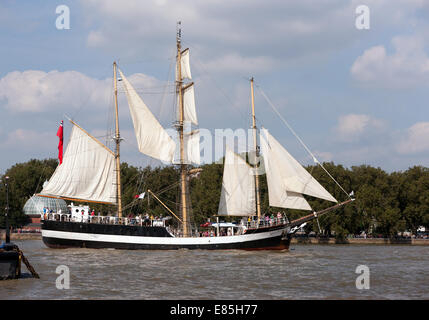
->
left=1, top=240, right=427, bottom=300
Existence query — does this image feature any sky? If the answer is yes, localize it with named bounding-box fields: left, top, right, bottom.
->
left=0, top=0, right=428, bottom=174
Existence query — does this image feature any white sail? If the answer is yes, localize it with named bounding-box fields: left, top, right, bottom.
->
left=176, top=48, right=192, bottom=80
left=177, top=83, right=198, bottom=125
left=260, top=128, right=337, bottom=210
left=261, top=145, right=312, bottom=210
left=184, top=129, right=200, bottom=164
left=218, top=148, right=256, bottom=216
left=119, top=69, right=176, bottom=163
left=40, top=125, right=117, bottom=204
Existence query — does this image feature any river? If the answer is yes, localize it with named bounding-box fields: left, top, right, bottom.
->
left=1, top=240, right=427, bottom=299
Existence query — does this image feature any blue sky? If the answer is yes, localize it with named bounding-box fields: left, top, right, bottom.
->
left=0, top=0, right=428, bottom=173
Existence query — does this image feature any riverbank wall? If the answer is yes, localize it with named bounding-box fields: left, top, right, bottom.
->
left=291, top=237, right=429, bottom=245
left=1, top=232, right=41, bottom=240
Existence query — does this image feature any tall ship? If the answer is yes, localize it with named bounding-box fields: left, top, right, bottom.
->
left=39, top=25, right=353, bottom=250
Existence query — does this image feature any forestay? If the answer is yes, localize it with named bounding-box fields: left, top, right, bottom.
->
left=119, top=69, right=176, bottom=163
left=260, top=128, right=337, bottom=210
left=218, top=148, right=256, bottom=216
left=40, top=124, right=117, bottom=204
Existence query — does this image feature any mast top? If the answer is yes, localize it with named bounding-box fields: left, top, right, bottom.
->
left=176, top=21, right=182, bottom=43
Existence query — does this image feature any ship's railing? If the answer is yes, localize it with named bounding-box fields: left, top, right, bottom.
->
left=42, top=213, right=166, bottom=227
left=245, top=217, right=288, bottom=229
left=168, top=217, right=288, bottom=238
left=41, top=213, right=288, bottom=235
left=166, top=226, right=246, bottom=238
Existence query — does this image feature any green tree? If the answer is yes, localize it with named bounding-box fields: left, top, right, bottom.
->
left=0, top=159, right=58, bottom=228
left=398, top=166, right=429, bottom=234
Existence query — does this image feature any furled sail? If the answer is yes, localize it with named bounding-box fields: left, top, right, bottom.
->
left=260, top=128, right=337, bottom=210
left=218, top=148, right=256, bottom=216
left=40, top=124, right=117, bottom=204
left=177, top=83, right=198, bottom=125
left=119, top=69, right=176, bottom=163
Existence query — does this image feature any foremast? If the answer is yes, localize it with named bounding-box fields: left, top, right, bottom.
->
left=176, top=23, right=190, bottom=237
left=113, top=62, right=123, bottom=218
left=250, top=78, right=262, bottom=221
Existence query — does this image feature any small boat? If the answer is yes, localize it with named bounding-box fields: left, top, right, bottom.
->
left=38, top=23, right=353, bottom=250
left=1, top=176, right=39, bottom=279
left=1, top=176, right=21, bottom=280
left=0, top=242, right=21, bottom=280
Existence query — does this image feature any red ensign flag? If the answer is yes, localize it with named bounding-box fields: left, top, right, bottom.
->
left=57, top=120, right=64, bottom=164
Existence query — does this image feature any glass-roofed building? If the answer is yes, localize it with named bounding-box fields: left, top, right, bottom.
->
left=23, top=195, right=68, bottom=217
left=22, top=196, right=68, bottom=232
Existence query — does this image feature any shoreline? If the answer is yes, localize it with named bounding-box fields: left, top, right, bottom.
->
left=291, top=237, right=429, bottom=245
left=2, top=232, right=429, bottom=245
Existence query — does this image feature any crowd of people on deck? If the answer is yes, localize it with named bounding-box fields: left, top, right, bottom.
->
left=245, top=212, right=287, bottom=226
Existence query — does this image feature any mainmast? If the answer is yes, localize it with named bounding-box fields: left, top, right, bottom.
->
left=250, top=77, right=262, bottom=221
left=176, top=23, right=190, bottom=237
left=113, top=61, right=123, bottom=218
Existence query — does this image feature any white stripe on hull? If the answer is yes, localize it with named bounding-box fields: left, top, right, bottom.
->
left=42, top=228, right=286, bottom=246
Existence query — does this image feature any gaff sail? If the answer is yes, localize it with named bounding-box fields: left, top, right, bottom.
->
left=40, top=124, right=117, bottom=204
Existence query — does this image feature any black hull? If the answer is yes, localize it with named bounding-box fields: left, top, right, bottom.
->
left=42, top=235, right=290, bottom=250
left=42, top=220, right=173, bottom=237
left=41, top=220, right=291, bottom=251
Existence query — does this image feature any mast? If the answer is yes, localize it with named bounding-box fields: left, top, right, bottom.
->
left=176, top=22, right=190, bottom=237
left=113, top=61, right=123, bottom=218
left=250, top=77, right=262, bottom=221
left=4, top=176, right=10, bottom=243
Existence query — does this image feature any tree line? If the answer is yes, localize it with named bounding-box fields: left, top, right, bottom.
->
left=0, top=158, right=428, bottom=238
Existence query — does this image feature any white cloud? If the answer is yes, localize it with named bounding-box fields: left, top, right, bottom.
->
left=0, top=70, right=111, bottom=113
left=351, top=35, right=429, bottom=88
left=202, top=53, right=275, bottom=74
left=79, top=0, right=366, bottom=71
left=334, top=114, right=385, bottom=142
left=79, top=0, right=429, bottom=66
left=1, top=128, right=54, bottom=150
left=397, top=122, right=429, bottom=154
left=0, top=69, right=165, bottom=116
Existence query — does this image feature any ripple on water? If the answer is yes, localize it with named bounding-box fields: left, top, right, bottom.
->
left=1, top=241, right=428, bottom=299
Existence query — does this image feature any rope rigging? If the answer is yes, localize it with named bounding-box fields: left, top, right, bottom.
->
left=255, top=84, right=352, bottom=200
